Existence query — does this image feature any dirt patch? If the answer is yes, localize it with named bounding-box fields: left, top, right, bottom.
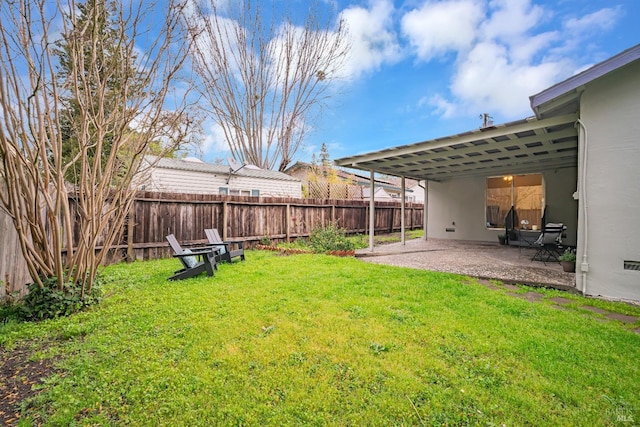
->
left=0, top=342, right=57, bottom=426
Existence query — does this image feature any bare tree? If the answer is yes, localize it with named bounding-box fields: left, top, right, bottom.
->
left=0, top=0, right=194, bottom=293
left=183, top=0, right=349, bottom=171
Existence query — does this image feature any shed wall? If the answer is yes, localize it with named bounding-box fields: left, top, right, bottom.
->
left=146, top=168, right=301, bottom=198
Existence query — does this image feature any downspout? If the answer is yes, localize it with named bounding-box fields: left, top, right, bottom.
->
left=576, top=119, right=589, bottom=296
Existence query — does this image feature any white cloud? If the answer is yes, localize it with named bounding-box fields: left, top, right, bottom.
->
left=201, top=121, right=231, bottom=154
left=426, top=94, right=458, bottom=118
left=403, top=0, right=622, bottom=120
left=339, top=0, right=402, bottom=79
left=565, top=7, right=621, bottom=34
left=450, top=42, right=566, bottom=116
left=401, top=0, right=483, bottom=61
left=480, top=0, right=545, bottom=42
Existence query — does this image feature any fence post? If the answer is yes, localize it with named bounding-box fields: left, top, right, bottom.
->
left=126, top=208, right=135, bottom=262
left=222, top=200, right=228, bottom=240
left=286, top=203, right=291, bottom=243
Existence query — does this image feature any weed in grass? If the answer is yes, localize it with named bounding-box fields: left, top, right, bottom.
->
left=261, top=325, right=275, bottom=336
left=369, top=342, right=389, bottom=355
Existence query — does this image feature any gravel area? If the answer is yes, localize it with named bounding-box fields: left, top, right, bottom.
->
left=356, top=238, right=576, bottom=290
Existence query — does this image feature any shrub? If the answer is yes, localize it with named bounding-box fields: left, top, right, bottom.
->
left=558, top=248, right=576, bottom=262
left=259, top=235, right=272, bottom=246
left=309, top=222, right=355, bottom=253
left=18, top=277, right=103, bottom=321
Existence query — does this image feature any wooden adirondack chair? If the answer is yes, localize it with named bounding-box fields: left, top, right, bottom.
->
left=165, top=234, right=219, bottom=280
left=204, top=228, right=245, bottom=263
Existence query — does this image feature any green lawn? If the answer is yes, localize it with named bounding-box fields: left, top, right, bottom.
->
left=2, top=251, right=639, bottom=426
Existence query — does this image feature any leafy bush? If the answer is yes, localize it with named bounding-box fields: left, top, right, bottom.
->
left=259, top=235, right=272, bottom=246
left=18, top=277, right=103, bottom=321
left=309, top=222, right=355, bottom=253
left=558, top=248, right=576, bottom=262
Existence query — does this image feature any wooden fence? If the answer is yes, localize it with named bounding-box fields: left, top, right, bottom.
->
left=1, top=191, right=424, bottom=297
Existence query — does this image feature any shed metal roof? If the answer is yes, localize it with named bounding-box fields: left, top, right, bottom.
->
left=147, top=156, right=300, bottom=182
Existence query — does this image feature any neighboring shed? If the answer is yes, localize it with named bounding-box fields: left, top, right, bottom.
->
left=362, top=187, right=394, bottom=200
left=407, top=182, right=425, bottom=203
left=141, top=156, right=302, bottom=198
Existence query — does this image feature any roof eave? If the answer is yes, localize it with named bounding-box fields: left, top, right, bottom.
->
left=530, top=43, right=640, bottom=118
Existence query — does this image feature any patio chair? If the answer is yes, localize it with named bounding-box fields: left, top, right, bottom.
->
left=504, top=206, right=518, bottom=244
left=165, top=234, right=219, bottom=280
left=204, top=228, right=245, bottom=263
left=531, top=223, right=566, bottom=264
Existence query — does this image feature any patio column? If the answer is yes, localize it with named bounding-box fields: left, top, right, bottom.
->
left=423, top=180, right=428, bottom=241
left=401, top=176, right=405, bottom=245
left=369, top=170, right=375, bottom=252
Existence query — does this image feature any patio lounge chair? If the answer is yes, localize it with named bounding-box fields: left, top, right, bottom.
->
left=531, top=223, right=566, bottom=264
left=166, top=234, right=219, bottom=280
left=204, top=228, right=245, bottom=263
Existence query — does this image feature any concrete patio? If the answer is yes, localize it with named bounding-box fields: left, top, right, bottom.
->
left=356, top=238, right=576, bottom=292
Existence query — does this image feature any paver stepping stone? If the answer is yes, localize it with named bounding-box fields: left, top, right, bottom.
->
left=605, top=313, right=639, bottom=324
left=476, top=278, right=498, bottom=288
left=581, top=306, right=608, bottom=315
left=548, top=297, right=574, bottom=305
left=517, top=292, right=544, bottom=302
left=503, top=284, right=520, bottom=291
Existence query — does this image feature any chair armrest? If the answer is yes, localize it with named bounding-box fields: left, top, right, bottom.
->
left=173, top=247, right=219, bottom=258
left=222, top=239, right=244, bottom=248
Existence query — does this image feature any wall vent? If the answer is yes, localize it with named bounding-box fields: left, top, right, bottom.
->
left=623, top=261, right=640, bottom=271
left=445, top=228, right=456, bottom=232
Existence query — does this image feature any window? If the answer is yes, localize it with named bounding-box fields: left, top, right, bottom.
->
left=220, top=187, right=260, bottom=197
left=486, top=174, right=543, bottom=229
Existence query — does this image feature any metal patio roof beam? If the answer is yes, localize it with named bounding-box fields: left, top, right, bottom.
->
left=335, top=113, right=578, bottom=167
left=404, top=156, right=578, bottom=181
left=378, top=140, right=578, bottom=175
left=368, top=127, right=577, bottom=169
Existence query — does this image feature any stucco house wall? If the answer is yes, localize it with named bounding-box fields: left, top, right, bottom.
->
left=426, top=169, right=578, bottom=245
left=576, top=60, right=640, bottom=300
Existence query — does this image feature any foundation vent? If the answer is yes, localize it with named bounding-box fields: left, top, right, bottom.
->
left=623, top=260, right=640, bottom=271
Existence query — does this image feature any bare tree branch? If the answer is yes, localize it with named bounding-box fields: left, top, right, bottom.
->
left=183, top=0, right=349, bottom=171
left=0, top=0, right=194, bottom=292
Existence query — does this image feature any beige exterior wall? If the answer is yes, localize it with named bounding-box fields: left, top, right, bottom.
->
left=146, top=168, right=302, bottom=198
left=426, top=168, right=578, bottom=244
left=576, top=60, right=640, bottom=301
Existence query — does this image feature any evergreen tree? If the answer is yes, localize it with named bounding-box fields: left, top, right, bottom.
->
left=55, top=0, right=140, bottom=183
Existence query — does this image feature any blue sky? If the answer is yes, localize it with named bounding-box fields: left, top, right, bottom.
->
left=199, top=0, right=640, bottom=165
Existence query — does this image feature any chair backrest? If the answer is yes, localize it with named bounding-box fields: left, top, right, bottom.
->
left=205, top=228, right=223, bottom=244
left=166, top=234, right=198, bottom=268
left=166, top=234, right=182, bottom=253
left=536, top=223, right=565, bottom=245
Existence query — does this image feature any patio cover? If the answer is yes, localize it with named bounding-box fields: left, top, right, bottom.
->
left=334, top=113, right=578, bottom=182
